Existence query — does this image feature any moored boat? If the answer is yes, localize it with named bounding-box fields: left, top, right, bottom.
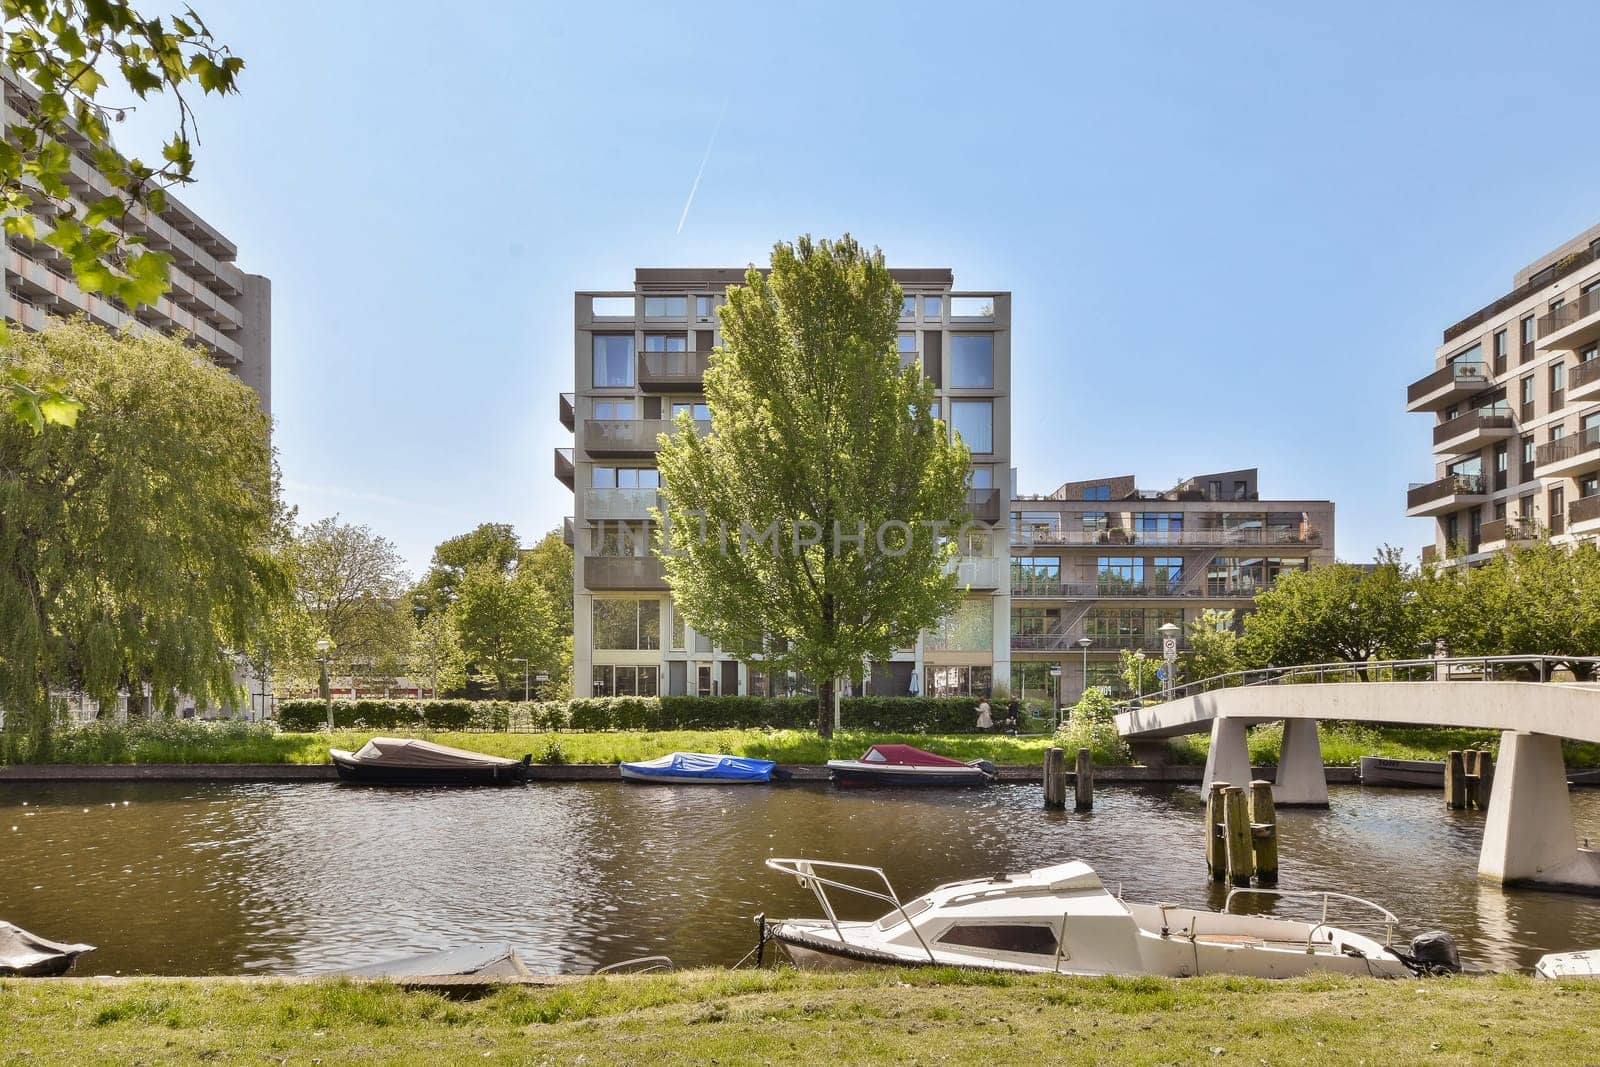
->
left=1358, top=755, right=1445, bottom=789
left=761, top=857, right=1452, bottom=979
left=619, top=752, right=776, bottom=784
left=330, top=737, right=530, bottom=786
left=0, top=922, right=95, bottom=977
left=827, top=744, right=996, bottom=787
left=1534, top=949, right=1600, bottom=978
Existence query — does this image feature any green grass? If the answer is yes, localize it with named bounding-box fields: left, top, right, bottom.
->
left=1, top=969, right=1594, bottom=1064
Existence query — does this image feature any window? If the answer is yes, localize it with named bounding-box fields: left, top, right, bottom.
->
left=1133, top=512, right=1184, bottom=535
left=1550, top=486, right=1566, bottom=534
left=897, top=331, right=917, bottom=352
left=591, top=522, right=647, bottom=556
left=901, top=295, right=916, bottom=318
left=671, top=401, right=711, bottom=421
left=1206, top=556, right=1305, bottom=595
left=644, top=333, right=687, bottom=352
left=1584, top=345, right=1599, bottom=364
left=1520, top=494, right=1535, bottom=520
left=592, top=598, right=660, bottom=650
left=936, top=924, right=1058, bottom=956
left=923, top=664, right=993, bottom=697
left=695, top=295, right=716, bottom=320
left=1551, top=424, right=1567, bottom=443
left=950, top=334, right=994, bottom=388
left=1011, top=557, right=1060, bottom=595
left=1494, top=329, right=1508, bottom=374
left=1582, top=474, right=1599, bottom=499
left=1232, top=480, right=1250, bottom=500
left=1152, top=556, right=1183, bottom=589
left=926, top=598, right=994, bottom=652
left=1083, top=485, right=1112, bottom=501
left=923, top=295, right=942, bottom=319
left=1551, top=360, right=1567, bottom=398
left=949, top=296, right=995, bottom=317
left=593, top=399, right=635, bottom=420
left=591, top=664, right=659, bottom=697
left=592, top=335, right=634, bottom=388
left=1097, top=556, right=1143, bottom=591
left=644, top=295, right=686, bottom=318
left=1521, top=315, right=1536, bottom=359
left=1493, top=442, right=1508, bottom=489
left=969, top=466, right=993, bottom=489
left=1081, top=511, right=1108, bottom=531
left=591, top=466, right=660, bottom=488
left=1522, top=434, right=1535, bottom=480
left=950, top=400, right=993, bottom=453
left=670, top=603, right=686, bottom=650
left=1520, top=375, right=1535, bottom=420
left=591, top=296, right=633, bottom=317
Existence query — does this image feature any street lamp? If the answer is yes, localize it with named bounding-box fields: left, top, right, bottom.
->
left=1158, top=621, right=1181, bottom=700
left=1134, top=648, right=1147, bottom=705
left=1076, top=635, right=1092, bottom=710
left=513, top=657, right=529, bottom=702
left=315, top=637, right=333, bottom=731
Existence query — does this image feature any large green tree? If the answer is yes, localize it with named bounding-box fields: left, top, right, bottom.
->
left=1182, top=608, right=1241, bottom=686
left=0, top=320, right=284, bottom=731
left=656, top=235, right=971, bottom=737
left=452, top=561, right=563, bottom=699
left=1239, top=551, right=1421, bottom=674
left=281, top=517, right=413, bottom=691
left=411, top=522, right=520, bottom=618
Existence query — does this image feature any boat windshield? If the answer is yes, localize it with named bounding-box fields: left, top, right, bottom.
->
left=875, top=896, right=933, bottom=931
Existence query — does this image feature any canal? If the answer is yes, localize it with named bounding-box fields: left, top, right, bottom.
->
left=3, top=780, right=1598, bottom=976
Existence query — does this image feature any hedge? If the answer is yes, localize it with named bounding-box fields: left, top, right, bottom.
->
left=275, top=695, right=994, bottom=734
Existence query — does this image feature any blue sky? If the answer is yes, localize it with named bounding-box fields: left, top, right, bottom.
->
left=120, top=1, right=1600, bottom=575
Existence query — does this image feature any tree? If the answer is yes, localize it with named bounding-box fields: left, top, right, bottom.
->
left=1428, top=541, right=1600, bottom=678
left=1118, top=648, right=1161, bottom=699
left=410, top=610, right=466, bottom=697
left=656, top=235, right=971, bottom=737
left=516, top=527, right=574, bottom=694
left=411, top=522, right=520, bottom=618
left=282, top=517, right=413, bottom=689
left=452, top=561, right=562, bottom=699
left=1239, top=551, right=1421, bottom=674
left=0, top=321, right=284, bottom=732
left=1183, top=608, right=1241, bottom=685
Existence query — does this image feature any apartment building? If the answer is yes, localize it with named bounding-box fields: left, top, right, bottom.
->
left=1, top=75, right=271, bottom=411
left=1009, top=469, right=1334, bottom=705
left=558, top=267, right=1012, bottom=699
left=1407, top=223, right=1600, bottom=559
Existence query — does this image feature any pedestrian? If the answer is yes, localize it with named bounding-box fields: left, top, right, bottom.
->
left=976, top=695, right=993, bottom=731
left=1007, top=697, right=1020, bottom=734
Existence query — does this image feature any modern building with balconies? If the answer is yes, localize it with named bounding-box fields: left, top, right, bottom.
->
left=1009, top=469, right=1334, bottom=706
left=560, top=267, right=1012, bottom=699
left=1, top=74, right=270, bottom=411
left=1408, top=222, right=1600, bottom=556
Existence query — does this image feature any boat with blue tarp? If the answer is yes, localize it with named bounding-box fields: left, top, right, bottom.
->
left=619, top=752, right=776, bottom=784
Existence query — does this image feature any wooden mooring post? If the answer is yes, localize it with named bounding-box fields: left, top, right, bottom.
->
left=1248, top=780, right=1278, bottom=884
left=1205, top=781, right=1229, bottom=881
left=1074, top=748, right=1094, bottom=811
left=1222, top=785, right=1255, bottom=887
left=1444, top=750, right=1467, bottom=809
left=1043, top=747, right=1066, bottom=810
left=1475, top=751, right=1494, bottom=809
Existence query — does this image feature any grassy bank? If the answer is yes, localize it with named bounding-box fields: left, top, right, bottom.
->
left=2, top=969, right=1595, bottom=1064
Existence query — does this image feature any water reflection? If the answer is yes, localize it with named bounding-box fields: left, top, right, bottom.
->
left=1, top=781, right=1597, bottom=975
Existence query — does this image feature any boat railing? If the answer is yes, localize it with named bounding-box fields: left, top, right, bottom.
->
left=1224, top=887, right=1398, bottom=948
left=764, top=858, right=937, bottom=963
left=592, top=955, right=675, bottom=975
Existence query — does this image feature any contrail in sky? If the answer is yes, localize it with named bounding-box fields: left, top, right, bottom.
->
left=676, top=98, right=728, bottom=235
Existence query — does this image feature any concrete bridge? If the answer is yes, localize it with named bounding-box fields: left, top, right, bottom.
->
left=1113, top=656, right=1600, bottom=894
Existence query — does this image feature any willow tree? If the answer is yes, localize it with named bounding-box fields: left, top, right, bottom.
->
left=655, top=235, right=971, bottom=737
left=0, top=321, right=286, bottom=734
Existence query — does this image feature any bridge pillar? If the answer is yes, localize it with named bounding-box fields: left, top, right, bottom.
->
left=1479, top=731, right=1600, bottom=892
left=1202, top=718, right=1251, bottom=796
left=1273, top=719, right=1329, bottom=807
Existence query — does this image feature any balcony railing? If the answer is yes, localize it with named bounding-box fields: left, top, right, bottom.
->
left=584, top=555, right=667, bottom=590
left=966, top=488, right=1002, bottom=523
left=1535, top=427, right=1600, bottom=469
left=638, top=351, right=710, bottom=390
left=1010, top=526, right=1320, bottom=548
left=1406, top=474, right=1485, bottom=509
left=1570, top=495, right=1600, bottom=528
left=1011, top=632, right=1186, bottom=653
left=559, top=392, right=575, bottom=431
left=1432, top=410, right=1514, bottom=447
left=582, top=487, right=660, bottom=520
left=1571, top=358, right=1600, bottom=393
left=1406, top=361, right=1489, bottom=404
left=1480, top=517, right=1538, bottom=545
left=1538, top=287, right=1600, bottom=339
left=583, top=418, right=706, bottom=455
left=1444, top=244, right=1600, bottom=343
left=949, top=556, right=1003, bottom=589
left=554, top=447, right=574, bottom=488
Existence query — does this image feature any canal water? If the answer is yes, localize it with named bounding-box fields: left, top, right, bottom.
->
left=2, top=780, right=1598, bottom=976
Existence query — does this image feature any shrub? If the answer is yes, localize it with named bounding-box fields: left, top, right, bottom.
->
left=1057, top=688, right=1131, bottom=764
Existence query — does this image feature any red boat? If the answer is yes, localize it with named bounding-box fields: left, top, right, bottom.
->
left=826, top=744, right=997, bottom=787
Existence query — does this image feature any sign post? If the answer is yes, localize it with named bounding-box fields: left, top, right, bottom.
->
left=1048, top=664, right=1062, bottom=730
left=1159, top=622, right=1181, bottom=702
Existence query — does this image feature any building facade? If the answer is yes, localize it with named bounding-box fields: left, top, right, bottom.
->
left=1407, top=223, right=1600, bottom=559
left=1, top=75, right=271, bottom=411
left=1009, top=469, right=1333, bottom=705
left=559, top=267, right=1012, bottom=699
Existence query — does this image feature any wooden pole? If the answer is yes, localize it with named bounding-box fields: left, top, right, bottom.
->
left=1223, top=785, right=1255, bottom=886
left=1248, top=779, right=1278, bottom=884
left=1074, top=747, right=1094, bottom=811
left=1205, top=781, right=1230, bottom=881
left=1444, top=750, right=1466, bottom=810
left=1475, top=750, right=1494, bottom=810
left=1044, top=747, right=1066, bottom=809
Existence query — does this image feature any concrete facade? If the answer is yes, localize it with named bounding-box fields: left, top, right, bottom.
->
left=559, top=268, right=1011, bottom=699
left=1, top=75, right=271, bottom=412
left=1408, top=222, right=1600, bottom=558
left=1008, top=468, right=1334, bottom=706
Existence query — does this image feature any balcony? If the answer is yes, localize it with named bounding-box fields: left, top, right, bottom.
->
left=947, top=556, right=1002, bottom=590
left=559, top=392, right=575, bottom=431
left=1010, top=526, right=1321, bottom=548
left=1479, top=517, right=1539, bottom=549
left=638, top=351, right=710, bottom=391
left=562, top=516, right=575, bottom=547
left=1011, top=632, right=1184, bottom=653
left=582, top=487, right=660, bottom=521
left=1535, top=428, right=1600, bottom=479
left=1407, top=361, right=1492, bottom=413
left=583, top=555, right=668, bottom=591
left=1432, top=410, right=1515, bottom=455
left=1537, top=288, right=1600, bottom=353
left=966, top=488, right=1003, bottom=523
left=583, top=418, right=706, bottom=457
left=1570, top=494, right=1600, bottom=534
left=554, top=447, right=574, bottom=489
left=1406, top=474, right=1486, bottom=517
left=1570, top=359, right=1600, bottom=403
left=1012, top=579, right=1190, bottom=599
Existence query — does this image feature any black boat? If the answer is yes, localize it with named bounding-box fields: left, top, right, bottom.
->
left=330, top=737, right=531, bottom=786
left=0, top=922, right=95, bottom=977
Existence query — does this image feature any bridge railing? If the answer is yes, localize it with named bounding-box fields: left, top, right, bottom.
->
left=1111, top=654, right=1600, bottom=715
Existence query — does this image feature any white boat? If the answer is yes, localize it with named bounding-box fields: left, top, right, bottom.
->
left=0, top=921, right=95, bottom=976
left=761, top=858, right=1450, bottom=979
left=1535, top=949, right=1600, bottom=978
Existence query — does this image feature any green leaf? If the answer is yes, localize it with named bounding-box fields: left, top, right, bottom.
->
left=83, top=195, right=124, bottom=227
left=37, top=393, right=83, bottom=428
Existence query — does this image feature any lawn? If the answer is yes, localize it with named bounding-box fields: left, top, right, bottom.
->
left=1, top=969, right=1593, bottom=1064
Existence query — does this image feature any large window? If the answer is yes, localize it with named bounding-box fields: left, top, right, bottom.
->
left=592, top=334, right=634, bottom=388
left=593, top=399, right=635, bottom=420
left=924, top=665, right=992, bottom=697
left=926, top=598, right=994, bottom=652
left=592, top=664, right=659, bottom=697
left=1206, top=556, right=1306, bottom=596
left=950, top=400, right=993, bottom=453
left=592, top=598, right=661, bottom=650
left=1084, top=606, right=1180, bottom=647
left=644, top=296, right=686, bottom=318
left=671, top=400, right=711, bottom=420
left=1097, top=556, right=1142, bottom=591
left=1011, top=557, right=1060, bottom=594
left=695, top=295, right=716, bottom=320
left=590, top=466, right=660, bottom=488
left=1083, top=485, right=1111, bottom=501
left=950, top=334, right=994, bottom=388
left=644, top=333, right=687, bottom=352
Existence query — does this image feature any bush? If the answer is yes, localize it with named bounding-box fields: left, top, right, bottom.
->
left=276, top=699, right=528, bottom=732
left=1057, top=688, right=1131, bottom=764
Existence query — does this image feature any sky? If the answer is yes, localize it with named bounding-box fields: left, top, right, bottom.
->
left=113, top=1, right=1600, bottom=576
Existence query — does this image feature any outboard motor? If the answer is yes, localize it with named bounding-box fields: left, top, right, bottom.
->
left=1405, top=931, right=1461, bottom=975
left=970, top=758, right=999, bottom=782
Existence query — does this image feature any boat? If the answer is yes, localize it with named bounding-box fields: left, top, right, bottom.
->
left=329, top=737, right=530, bottom=786
left=0, top=922, right=95, bottom=977
left=1534, top=949, right=1600, bottom=978
left=619, top=751, right=776, bottom=784
left=334, top=943, right=534, bottom=979
left=1569, top=769, right=1600, bottom=788
left=759, top=857, right=1455, bottom=979
left=1358, top=755, right=1445, bottom=788
left=826, top=744, right=997, bottom=787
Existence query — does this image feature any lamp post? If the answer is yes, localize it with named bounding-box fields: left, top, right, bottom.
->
left=513, top=657, right=529, bottom=702
left=1158, top=621, right=1181, bottom=701
left=1134, top=648, right=1147, bottom=705
left=1077, top=635, right=1092, bottom=707
left=315, top=637, right=333, bottom=731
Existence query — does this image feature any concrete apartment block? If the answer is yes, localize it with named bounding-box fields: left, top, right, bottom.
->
left=1407, top=222, right=1600, bottom=558
left=1009, top=469, right=1334, bottom=706
left=559, top=267, right=1012, bottom=699
left=0, top=75, right=271, bottom=412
